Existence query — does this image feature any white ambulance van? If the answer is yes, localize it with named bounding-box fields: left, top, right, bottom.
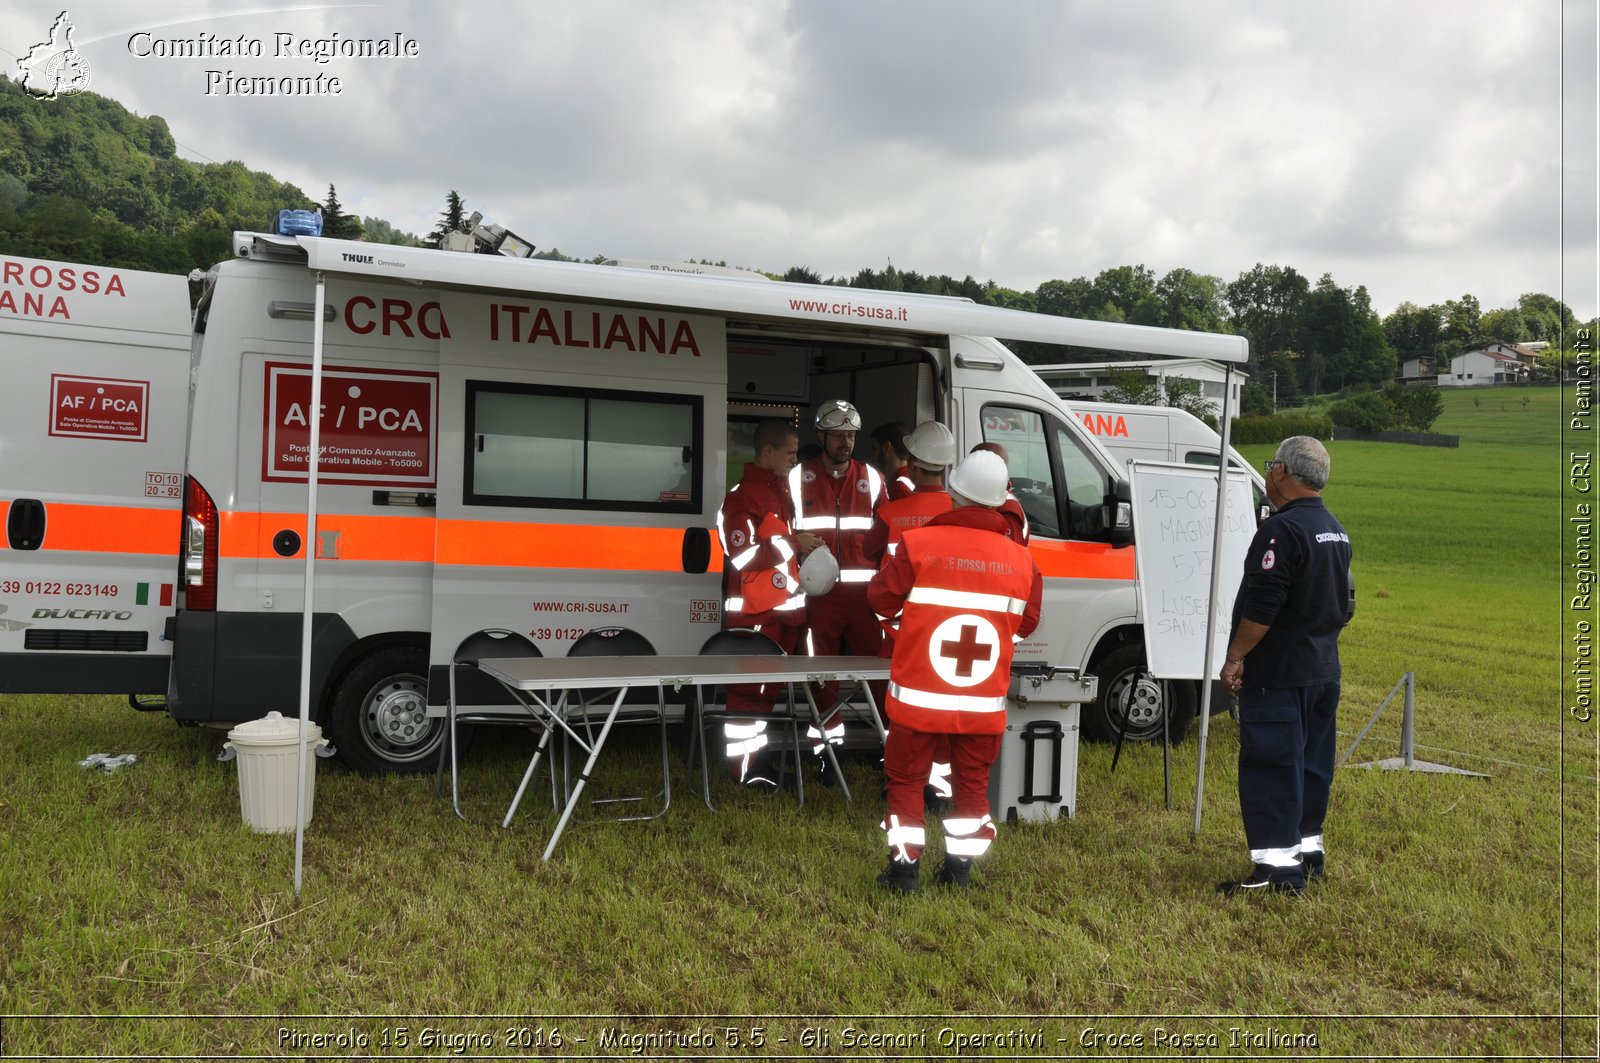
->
left=0, top=254, right=190, bottom=696
left=2, top=231, right=1246, bottom=771
left=1065, top=399, right=1270, bottom=735
left=1066, top=400, right=1264, bottom=495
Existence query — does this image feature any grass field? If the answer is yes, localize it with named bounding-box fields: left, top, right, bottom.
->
left=0, top=386, right=1592, bottom=1059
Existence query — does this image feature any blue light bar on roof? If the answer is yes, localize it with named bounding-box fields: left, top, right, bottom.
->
left=276, top=208, right=323, bottom=237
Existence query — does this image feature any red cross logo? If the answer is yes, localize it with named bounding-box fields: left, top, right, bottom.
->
left=927, top=613, right=1001, bottom=688
left=940, top=623, right=993, bottom=677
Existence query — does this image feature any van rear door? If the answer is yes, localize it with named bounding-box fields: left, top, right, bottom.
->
left=0, top=255, right=191, bottom=693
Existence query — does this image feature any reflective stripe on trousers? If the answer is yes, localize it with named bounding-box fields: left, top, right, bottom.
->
left=942, top=813, right=995, bottom=858
left=883, top=814, right=926, bottom=864
left=807, top=716, right=845, bottom=753
left=1249, top=845, right=1301, bottom=868
left=724, top=719, right=769, bottom=759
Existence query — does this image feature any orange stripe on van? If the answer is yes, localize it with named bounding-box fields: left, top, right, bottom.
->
left=1029, top=539, right=1136, bottom=581
left=221, top=511, right=435, bottom=562
left=215, top=511, right=726, bottom=572
left=438, top=520, right=712, bottom=571
left=8, top=502, right=180, bottom=555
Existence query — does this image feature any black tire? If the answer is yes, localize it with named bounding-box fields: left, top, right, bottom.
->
left=1083, top=641, right=1198, bottom=744
left=327, top=645, right=439, bottom=774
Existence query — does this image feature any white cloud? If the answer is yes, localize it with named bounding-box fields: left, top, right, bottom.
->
left=2, top=0, right=1593, bottom=318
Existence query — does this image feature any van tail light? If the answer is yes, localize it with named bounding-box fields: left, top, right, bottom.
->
left=181, top=476, right=219, bottom=611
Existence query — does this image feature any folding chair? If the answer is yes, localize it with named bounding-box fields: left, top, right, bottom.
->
left=432, top=628, right=547, bottom=820
left=548, top=626, right=671, bottom=823
left=687, top=628, right=809, bottom=810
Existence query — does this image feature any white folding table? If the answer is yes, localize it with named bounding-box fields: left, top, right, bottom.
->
left=475, top=654, right=890, bottom=861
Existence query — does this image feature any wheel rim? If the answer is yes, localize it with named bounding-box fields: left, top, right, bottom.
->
left=359, top=673, right=438, bottom=764
left=1109, top=670, right=1166, bottom=737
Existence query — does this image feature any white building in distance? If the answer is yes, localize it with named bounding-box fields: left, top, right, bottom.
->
left=1440, top=347, right=1530, bottom=387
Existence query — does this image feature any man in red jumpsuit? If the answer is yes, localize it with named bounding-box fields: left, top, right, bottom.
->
left=870, top=421, right=914, bottom=501
left=867, top=450, right=1043, bottom=892
left=970, top=441, right=1030, bottom=546
left=864, top=421, right=957, bottom=564
left=789, top=399, right=886, bottom=769
left=716, top=419, right=821, bottom=784
left=864, top=420, right=958, bottom=804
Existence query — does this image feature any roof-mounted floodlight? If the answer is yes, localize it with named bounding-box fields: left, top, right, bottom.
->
left=451, top=210, right=535, bottom=258
left=495, top=231, right=535, bottom=258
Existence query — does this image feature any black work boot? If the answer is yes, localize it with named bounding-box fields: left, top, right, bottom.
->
left=1216, top=863, right=1305, bottom=897
left=875, top=858, right=920, bottom=894
left=1301, top=851, right=1326, bottom=882
left=933, top=855, right=972, bottom=890
left=731, top=751, right=779, bottom=792
left=814, top=751, right=839, bottom=788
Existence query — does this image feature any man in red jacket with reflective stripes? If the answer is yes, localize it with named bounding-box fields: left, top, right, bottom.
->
left=871, top=420, right=914, bottom=501
left=716, top=419, right=822, bottom=783
left=865, top=420, right=959, bottom=803
left=866, top=450, right=1043, bottom=893
left=789, top=399, right=886, bottom=764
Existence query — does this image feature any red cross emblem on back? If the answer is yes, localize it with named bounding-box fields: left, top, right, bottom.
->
left=939, top=623, right=994, bottom=677
left=927, top=613, right=1002, bottom=688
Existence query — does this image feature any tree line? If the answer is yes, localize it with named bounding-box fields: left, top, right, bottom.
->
left=789, top=257, right=1588, bottom=412
left=1, top=78, right=1590, bottom=406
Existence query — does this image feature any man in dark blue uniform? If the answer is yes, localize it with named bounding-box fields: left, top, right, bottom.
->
left=1217, top=436, right=1353, bottom=896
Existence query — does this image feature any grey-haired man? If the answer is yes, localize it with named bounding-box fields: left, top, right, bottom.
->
left=1217, top=436, right=1353, bottom=896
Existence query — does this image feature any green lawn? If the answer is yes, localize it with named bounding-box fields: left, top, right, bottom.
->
left=0, top=385, right=1591, bottom=1059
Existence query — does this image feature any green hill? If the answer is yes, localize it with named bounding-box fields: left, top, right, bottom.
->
left=0, top=76, right=368, bottom=279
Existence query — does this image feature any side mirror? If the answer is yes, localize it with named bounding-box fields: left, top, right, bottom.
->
left=1107, top=479, right=1134, bottom=548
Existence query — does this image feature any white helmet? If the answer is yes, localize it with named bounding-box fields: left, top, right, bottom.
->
left=947, top=451, right=1009, bottom=508
left=814, top=399, right=861, bottom=432
left=799, top=545, right=839, bottom=596
left=903, top=421, right=956, bottom=469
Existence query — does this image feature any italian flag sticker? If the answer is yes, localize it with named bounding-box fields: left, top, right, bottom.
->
left=135, top=583, right=174, bottom=606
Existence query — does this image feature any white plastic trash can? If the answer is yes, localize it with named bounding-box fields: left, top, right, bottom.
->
left=221, top=712, right=331, bottom=833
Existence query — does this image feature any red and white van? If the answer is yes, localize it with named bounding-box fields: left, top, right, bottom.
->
left=1, top=232, right=1247, bottom=770
left=0, top=254, right=190, bottom=696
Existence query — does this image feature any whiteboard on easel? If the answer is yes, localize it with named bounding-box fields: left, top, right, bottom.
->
left=1129, top=461, right=1257, bottom=680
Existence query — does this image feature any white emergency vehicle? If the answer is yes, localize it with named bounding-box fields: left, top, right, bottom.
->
left=1067, top=400, right=1263, bottom=495
left=1, top=225, right=1246, bottom=771
left=1064, top=399, right=1270, bottom=740
left=0, top=255, right=190, bottom=697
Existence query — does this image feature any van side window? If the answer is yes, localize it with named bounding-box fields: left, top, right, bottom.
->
left=981, top=404, right=1113, bottom=543
left=1054, top=422, right=1111, bottom=539
left=465, top=381, right=701, bottom=513
left=981, top=406, right=1059, bottom=537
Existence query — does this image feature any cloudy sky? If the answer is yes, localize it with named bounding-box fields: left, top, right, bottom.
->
left=5, top=0, right=1596, bottom=319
